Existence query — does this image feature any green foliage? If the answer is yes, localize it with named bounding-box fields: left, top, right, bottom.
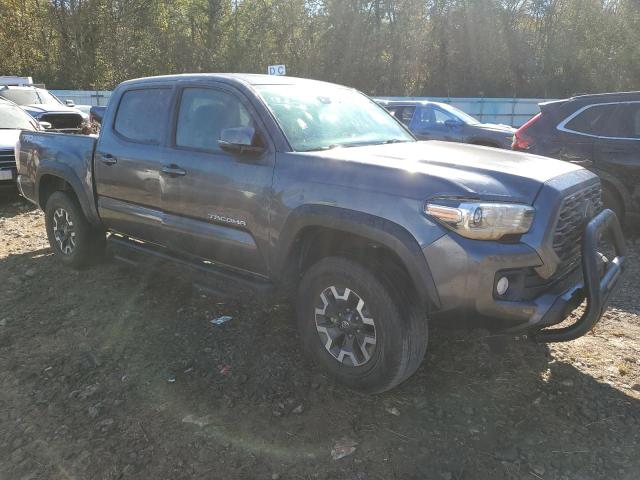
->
left=1, top=0, right=638, bottom=96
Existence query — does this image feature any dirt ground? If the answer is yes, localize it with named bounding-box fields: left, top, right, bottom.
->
left=1, top=193, right=639, bottom=480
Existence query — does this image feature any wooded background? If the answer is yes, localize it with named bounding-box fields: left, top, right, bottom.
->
left=1, top=0, right=639, bottom=97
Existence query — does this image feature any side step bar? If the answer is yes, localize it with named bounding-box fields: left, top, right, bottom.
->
left=107, top=234, right=275, bottom=298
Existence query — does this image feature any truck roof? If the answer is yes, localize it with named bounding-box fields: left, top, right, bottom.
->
left=120, top=73, right=349, bottom=89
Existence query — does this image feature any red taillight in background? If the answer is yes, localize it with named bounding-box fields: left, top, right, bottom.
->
left=512, top=112, right=541, bottom=150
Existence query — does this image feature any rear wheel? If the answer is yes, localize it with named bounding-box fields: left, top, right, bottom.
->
left=45, top=191, right=105, bottom=269
left=296, top=257, right=428, bottom=394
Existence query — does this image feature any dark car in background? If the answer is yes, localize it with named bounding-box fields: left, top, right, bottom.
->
left=377, top=100, right=515, bottom=149
left=513, top=92, right=640, bottom=223
left=0, top=85, right=87, bottom=133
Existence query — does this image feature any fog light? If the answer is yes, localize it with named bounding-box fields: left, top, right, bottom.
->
left=496, top=276, right=509, bottom=296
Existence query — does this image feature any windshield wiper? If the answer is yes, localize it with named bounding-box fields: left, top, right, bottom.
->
left=305, top=139, right=411, bottom=152
left=349, top=139, right=412, bottom=147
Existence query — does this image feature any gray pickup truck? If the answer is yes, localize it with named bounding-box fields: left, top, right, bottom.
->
left=16, top=74, right=627, bottom=393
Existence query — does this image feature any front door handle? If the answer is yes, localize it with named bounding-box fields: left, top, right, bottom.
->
left=161, top=164, right=187, bottom=177
left=98, top=153, right=117, bottom=165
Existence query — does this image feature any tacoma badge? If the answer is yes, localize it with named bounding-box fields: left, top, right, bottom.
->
left=208, top=213, right=247, bottom=227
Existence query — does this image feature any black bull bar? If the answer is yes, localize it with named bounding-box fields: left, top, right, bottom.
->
left=534, top=209, right=627, bottom=343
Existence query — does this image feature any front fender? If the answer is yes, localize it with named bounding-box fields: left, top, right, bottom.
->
left=274, top=204, right=441, bottom=310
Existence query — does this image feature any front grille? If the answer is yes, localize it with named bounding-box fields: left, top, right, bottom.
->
left=0, top=149, right=15, bottom=168
left=0, top=148, right=16, bottom=182
left=552, top=183, right=603, bottom=276
left=40, top=113, right=83, bottom=131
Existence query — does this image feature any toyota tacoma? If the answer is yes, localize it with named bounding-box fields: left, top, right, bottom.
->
left=15, top=74, right=627, bottom=393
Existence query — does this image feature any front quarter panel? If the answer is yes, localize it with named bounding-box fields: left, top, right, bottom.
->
left=270, top=152, right=447, bottom=308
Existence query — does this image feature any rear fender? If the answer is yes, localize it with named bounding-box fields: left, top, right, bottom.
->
left=36, top=162, right=101, bottom=226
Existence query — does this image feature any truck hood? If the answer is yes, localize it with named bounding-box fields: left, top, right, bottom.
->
left=0, top=129, right=21, bottom=150
left=300, top=140, right=585, bottom=204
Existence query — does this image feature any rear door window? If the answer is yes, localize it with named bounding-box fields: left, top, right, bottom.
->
left=563, top=104, right=614, bottom=136
left=114, top=88, right=172, bottom=143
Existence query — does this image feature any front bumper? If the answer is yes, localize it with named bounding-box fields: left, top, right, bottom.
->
left=423, top=209, right=626, bottom=342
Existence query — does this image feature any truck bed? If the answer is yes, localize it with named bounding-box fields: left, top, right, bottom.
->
left=17, top=130, right=100, bottom=223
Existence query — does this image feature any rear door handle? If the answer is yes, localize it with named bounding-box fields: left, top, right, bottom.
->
left=161, top=164, right=187, bottom=177
left=98, top=153, right=117, bottom=165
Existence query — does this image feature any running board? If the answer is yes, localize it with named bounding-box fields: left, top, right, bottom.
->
left=107, top=235, right=275, bottom=298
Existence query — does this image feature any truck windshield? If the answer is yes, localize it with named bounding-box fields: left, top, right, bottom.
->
left=255, top=84, right=414, bottom=152
left=0, top=104, right=37, bottom=130
left=0, top=88, right=61, bottom=106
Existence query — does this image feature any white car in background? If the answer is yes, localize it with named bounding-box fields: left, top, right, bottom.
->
left=0, top=99, right=42, bottom=191
left=0, top=85, right=87, bottom=133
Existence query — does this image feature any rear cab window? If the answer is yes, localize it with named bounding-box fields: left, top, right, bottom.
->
left=114, top=88, right=172, bottom=143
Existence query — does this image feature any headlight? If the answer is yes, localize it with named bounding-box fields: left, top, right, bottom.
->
left=425, top=201, right=535, bottom=240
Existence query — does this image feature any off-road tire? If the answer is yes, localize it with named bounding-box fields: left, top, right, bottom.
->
left=45, top=191, right=106, bottom=269
left=296, top=256, right=428, bottom=394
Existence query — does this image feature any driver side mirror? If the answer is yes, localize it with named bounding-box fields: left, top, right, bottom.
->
left=38, top=121, right=52, bottom=130
left=219, top=126, right=264, bottom=155
left=65, top=99, right=75, bottom=107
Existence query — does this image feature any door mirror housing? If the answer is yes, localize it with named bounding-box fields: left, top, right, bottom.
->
left=445, top=119, right=463, bottom=129
left=219, top=126, right=264, bottom=154
left=38, top=121, right=52, bottom=130
left=65, top=99, right=75, bottom=107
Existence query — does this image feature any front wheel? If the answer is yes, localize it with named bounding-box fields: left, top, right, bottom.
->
left=296, top=257, right=428, bottom=394
left=45, top=191, right=105, bottom=269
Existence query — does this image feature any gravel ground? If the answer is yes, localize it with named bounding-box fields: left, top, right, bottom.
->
left=1, top=194, right=639, bottom=480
